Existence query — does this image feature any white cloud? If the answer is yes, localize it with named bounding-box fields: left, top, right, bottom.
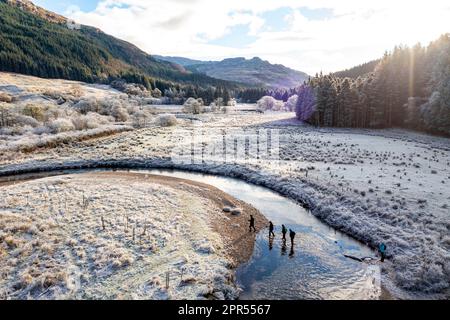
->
left=67, top=0, right=450, bottom=74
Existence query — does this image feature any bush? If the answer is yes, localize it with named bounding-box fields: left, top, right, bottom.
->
left=48, top=118, right=75, bottom=133
left=131, top=110, right=153, bottom=128
left=257, top=96, right=284, bottom=112
left=71, top=115, right=97, bottom=130
left=183, top=97, right=204, bottom=114
left=111, top=81, right=151, bottom=97
left=156, top=114, right=177, bottom=127
left=111, top=104, right=129, bottom=122
left=0, top=92, right=13, bottom=103
left=14, top=115, right=39, bottom=128
left=22, top=104, right=46, bottom=122
left=285, top=95, right=298, bottom=112
left=73, top=98, right=101, bottom=114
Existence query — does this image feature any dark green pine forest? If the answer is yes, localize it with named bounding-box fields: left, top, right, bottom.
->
left=0, top=0, right=241, bottom=97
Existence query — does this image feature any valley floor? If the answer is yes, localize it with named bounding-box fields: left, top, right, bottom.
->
left=0, top=111, right=449, bottom=299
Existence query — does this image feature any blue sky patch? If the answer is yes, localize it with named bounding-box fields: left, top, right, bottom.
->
left=34, top=0, right=98, bottom=14
left=300, top=7, right=334, bottom=20
left=208, top=24, right=258, bottom=49
left=261, top=7, right=292, bottom=32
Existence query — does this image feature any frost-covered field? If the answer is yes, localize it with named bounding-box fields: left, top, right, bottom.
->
left=1, top=110, right=448, bottom=299
left=0, top=172, right=246, bottom=300
left=0, top=73, right=185, bottom=153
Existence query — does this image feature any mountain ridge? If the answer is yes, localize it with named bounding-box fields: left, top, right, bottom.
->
left=156, top=55, right=309, bottom=89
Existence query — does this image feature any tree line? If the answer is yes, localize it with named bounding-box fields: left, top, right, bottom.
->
left=294, top=34, right=450, bottom=136
left=0, top=1, right=239, bottom=104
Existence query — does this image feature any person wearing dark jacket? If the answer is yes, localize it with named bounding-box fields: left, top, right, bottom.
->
left=281, top=224, right=287, bottom=240
left=269, top=221, right=275, bottom=237
left=379, top=243, right=387, bottom=262
left=248, top=215, right=256, bottom=232
left=289, top=229, right=296, bottom=247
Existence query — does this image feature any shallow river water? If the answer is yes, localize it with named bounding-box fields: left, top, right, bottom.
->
left=143, top=169, right=381, bottom=300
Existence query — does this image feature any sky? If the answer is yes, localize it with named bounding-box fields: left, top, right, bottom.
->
left=33, top=0, right=450, bottom=75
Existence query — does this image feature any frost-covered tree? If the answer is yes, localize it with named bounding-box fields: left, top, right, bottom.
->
left=285, top=95, right=298, bottom=112
left=152, top=88, right=162, bottom=98
left=295, top=84, right=316, bottom=122
left=182, top=97, right=204, bottom=114
left=156, top=114, right=177, bottom=127
left=257, top=96, right=284, bottom=112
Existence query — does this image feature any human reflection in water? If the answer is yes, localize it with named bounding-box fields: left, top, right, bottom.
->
left=269, top=235, right=274, bottom=251
left=281, top=238, right=287, bottom=256
left=289, top=245, right=295, bottom=258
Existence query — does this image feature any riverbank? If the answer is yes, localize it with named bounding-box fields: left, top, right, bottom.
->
left=0, top=171, right=267, bottom=299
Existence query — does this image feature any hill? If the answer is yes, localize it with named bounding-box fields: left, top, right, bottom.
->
left=0, top=0, right=239, bottom=90
left=156, top=56, right=309, bottom=88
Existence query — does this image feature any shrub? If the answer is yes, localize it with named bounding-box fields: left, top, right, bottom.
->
left=72, top=112, right=112, bottom=130
left=73, top=98, right=101, bottom=114
left=131, top=110, right=153, bottom=128
left=257, top=96, right=284, bottom=112
left=152, top=88, right=162, bottom=98
left=0, top=92, right=13, bottom=103
left=111, top=104, right=129, bottom=122
left=48, top=118, right=75, bottom=133
left=183, top=97, right=204, bottom=114
left=14, top=115, right=39, bottom=128
left=22, top=104, right=46, bottom=122
left=285, top=95, right=298, bottom=111
left=156, top=114, right=177, bottom=127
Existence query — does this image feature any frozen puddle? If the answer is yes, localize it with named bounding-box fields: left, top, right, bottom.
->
left=2, top=168, right=382, bottom=300
left=142, top=169, right=382, bottom=300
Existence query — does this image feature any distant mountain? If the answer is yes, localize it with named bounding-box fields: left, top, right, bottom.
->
left=0, top=0, right=239, bottom=89
left=156, top=56, right=309, bottom=88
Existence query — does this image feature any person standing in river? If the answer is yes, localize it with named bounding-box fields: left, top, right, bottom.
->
left=248, top=215, right=256, bottom=232
left=379, top=242, right=387, bottom=262
left=281, top=224, right=287, bottom=240
left=289, top=229, right=296, bottom=247
left=269, top=221, right=275, bottom=238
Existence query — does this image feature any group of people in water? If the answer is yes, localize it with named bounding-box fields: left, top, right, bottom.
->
left=249, top=215, right=297, bottom=256
left=249, top=214, right=388, bottom=261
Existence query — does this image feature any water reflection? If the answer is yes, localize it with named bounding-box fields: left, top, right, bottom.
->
left=139, top=169, right=381, bottom=300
